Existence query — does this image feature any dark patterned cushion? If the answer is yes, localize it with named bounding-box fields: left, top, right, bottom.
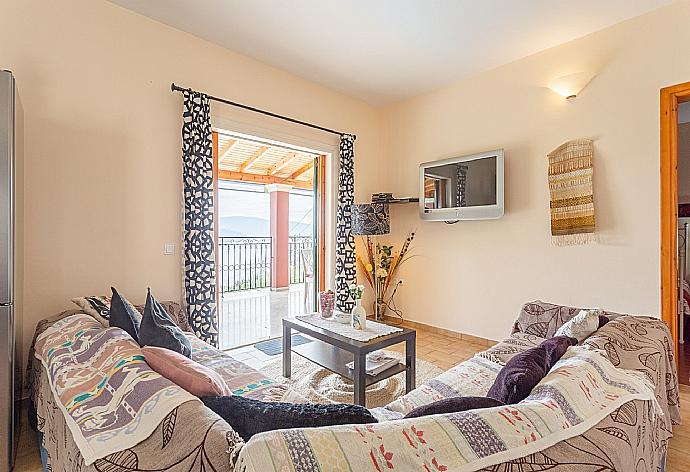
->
left=404, top=396, right=504, bottom=419
left=108, top=287, right=142, bottom=342
left=201, top=395, right=377, bottom=440
left=139, top=289, right=192, bottom=357
left=487, top=346, right=548, bottom=404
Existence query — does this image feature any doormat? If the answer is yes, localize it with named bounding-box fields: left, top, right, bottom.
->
left=254, top=334, right=312, bottom=356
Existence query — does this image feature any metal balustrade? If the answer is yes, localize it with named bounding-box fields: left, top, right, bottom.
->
left=217, top=236, right=314, bottom=293
left=217, top=237, right=272, bottom=292
left=288, top=236, right=314, bottom=284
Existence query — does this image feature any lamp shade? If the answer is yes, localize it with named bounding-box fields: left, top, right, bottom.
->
left=547, top=72, right=595, bottom=99
left=351, top=203, right=390, bottom=236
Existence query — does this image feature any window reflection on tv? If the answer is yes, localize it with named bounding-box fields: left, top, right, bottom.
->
left=423, top=156, right=497, bottom=209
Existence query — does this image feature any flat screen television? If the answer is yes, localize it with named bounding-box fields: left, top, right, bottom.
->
left=419, top=149, right=504, bottom=221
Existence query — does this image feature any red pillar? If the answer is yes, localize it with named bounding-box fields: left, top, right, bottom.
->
left=267, top=184, right=292, bottom=290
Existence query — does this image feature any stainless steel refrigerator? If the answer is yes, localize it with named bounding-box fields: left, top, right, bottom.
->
left=0, top=70, right=21, bottom=472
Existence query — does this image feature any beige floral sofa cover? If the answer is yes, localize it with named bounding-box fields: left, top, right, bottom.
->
left=28, top=301, right=680, bottom=472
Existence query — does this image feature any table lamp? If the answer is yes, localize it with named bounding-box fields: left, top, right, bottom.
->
left=351, top=203, right=390, bottom=320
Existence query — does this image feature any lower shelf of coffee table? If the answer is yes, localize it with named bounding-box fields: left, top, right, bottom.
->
left=291, top=340, right=407, bottom=387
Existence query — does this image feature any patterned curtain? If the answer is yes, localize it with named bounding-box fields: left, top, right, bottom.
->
left=335, top=134, right=357, bottom=313
left=181, top=90, right=218, bottom=346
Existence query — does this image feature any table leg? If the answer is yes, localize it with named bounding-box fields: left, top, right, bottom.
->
left=282, top=324, right=292, bottom=378
left=406, top=333, right=416, bottom=393
left=353, top=352, right=367, bottom=406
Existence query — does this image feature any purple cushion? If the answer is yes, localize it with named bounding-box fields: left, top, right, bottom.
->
left=404, top=396, right=504, bottom=419
left=540, top=335, right=578, bottom=371
left=487, top=346, right=548, bottom=404
left=598, top=315, right=610, bottom=329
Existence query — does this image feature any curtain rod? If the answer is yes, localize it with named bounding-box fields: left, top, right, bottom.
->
left=171, top=83, right=347, bottom=137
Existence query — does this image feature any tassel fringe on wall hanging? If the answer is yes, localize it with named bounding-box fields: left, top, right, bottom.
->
left=547, top=138, right=596, bottom=246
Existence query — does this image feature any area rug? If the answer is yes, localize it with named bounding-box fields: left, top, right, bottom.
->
left=260, top=350, right=443, bottom=408
left=254, top=334, right=312, bottom=356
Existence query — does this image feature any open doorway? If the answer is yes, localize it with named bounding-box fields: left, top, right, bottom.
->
left=211, top=130, right=326, bottom=350
left=661, top=81, right=690, bottom=386
left=675, top=102, right=690, bottom=385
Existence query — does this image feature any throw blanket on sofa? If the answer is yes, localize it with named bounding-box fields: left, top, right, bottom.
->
left=236, top=347, right=660, bottom=472
left=381, top=354, right=502, bottom=418
left=33, top=314, right=199, bottom=465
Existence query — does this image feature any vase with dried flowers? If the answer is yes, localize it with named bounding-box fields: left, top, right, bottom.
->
left=356, top=232, right=415, bottom=321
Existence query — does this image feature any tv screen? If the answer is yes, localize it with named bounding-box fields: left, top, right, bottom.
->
left=420, top=150, right=504, bottom=221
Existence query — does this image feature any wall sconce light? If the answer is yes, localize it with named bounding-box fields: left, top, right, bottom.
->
left=547, top=72, right=596, bottom=100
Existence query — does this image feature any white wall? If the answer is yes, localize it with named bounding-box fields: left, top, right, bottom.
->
left=0, top=0, right=383, bottom=355
left=377, top=1, right=690, bottom=341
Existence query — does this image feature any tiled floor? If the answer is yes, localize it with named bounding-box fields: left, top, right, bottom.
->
left=218, top=283, right=308, bottom=350
left=12, top=323, right=690, bottom=471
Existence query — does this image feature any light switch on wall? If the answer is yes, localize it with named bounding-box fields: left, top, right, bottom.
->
left=163, top=243, right=175, bottom=255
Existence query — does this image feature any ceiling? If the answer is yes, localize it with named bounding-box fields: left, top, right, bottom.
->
left=109, top=0, right=674, bottom=105
left=216, top=132, right=317, bottom=189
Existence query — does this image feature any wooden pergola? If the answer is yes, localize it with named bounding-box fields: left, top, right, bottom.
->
left=214, top=132, right=317, bottom=189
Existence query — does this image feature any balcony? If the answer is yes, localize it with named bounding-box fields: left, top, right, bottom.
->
left=217, top=236, right=313, bottom=349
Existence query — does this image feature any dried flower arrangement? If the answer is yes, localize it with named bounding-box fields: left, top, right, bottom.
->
left=356, top=232, right=415, bottom=318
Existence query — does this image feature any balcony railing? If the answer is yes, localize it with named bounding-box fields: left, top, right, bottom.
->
left=218, top=237, right=272, bottom=293
left=217, top=236, right=315, bottom=293
left=288, top=236, right=314, bottom=284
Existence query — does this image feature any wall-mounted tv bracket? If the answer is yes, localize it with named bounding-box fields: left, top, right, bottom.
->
left=371, top=193, right=419, bottom=204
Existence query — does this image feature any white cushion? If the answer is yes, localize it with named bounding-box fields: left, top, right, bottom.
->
left=555, top=309, right=601, bottom=343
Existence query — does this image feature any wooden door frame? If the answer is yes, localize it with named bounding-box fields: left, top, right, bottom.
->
left=212, top=131, right=220, bottom=309
left=316, top=155, right=327, bottom=292
left=660, top=82, right=690, bottom=361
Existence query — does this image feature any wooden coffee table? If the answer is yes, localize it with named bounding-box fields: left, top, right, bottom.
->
left=282, top=316, right=416, bottom=406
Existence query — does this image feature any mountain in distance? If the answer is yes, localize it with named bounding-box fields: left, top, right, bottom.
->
left=219, top=216, right=312, bottom=238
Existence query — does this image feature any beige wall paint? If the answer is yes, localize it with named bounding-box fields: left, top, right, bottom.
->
left=378, top=2, right=690, bottom=341
left=2, top=0, right=690, bottom=354
left=0, top=0, right=383, bottom=355
left=679, top=123, right=690, bottom=204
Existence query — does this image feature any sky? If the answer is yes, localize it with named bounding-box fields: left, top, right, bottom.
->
left=218, top=180, right=313, bottom=235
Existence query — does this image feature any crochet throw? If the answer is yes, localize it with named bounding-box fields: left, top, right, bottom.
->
left=548, top=139, right=596, bottom=246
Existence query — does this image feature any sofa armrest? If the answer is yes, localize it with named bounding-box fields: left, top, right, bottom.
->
left=512, top=300, right=624, bottom=338
left=583, top=315, right=681, bottom=425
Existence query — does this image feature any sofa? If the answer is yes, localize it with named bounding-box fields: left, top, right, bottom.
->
left=28, top=301, right=680, bottom=472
